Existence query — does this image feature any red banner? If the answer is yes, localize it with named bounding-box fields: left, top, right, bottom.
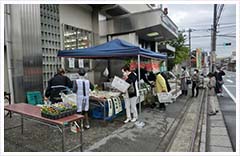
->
left=130, top=61, right=160, bottom=72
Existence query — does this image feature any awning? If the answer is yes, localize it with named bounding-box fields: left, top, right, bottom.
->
left=58, top=39, right=167, bottom=59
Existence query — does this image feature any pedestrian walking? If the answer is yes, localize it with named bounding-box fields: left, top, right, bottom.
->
left=191, top=69, right=200, bottom=97
left=72, top=68, right=94, bottom=129
left=207, top=72, right=218, bottom=116
left=214, top=67, right=226, bottom=97
left=122, top=65, right=139, bottom=123
left=45, top=68, right=72, bottom=104
left=180, top=67, right=190, bottom=96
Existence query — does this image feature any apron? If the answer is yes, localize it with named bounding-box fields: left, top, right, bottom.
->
left=76, top=79, right=90, bottom=112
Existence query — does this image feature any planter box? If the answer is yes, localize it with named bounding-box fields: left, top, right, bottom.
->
left=41, top=109, right=77, bottom=120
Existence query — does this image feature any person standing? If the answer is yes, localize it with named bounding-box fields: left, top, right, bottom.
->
left=180, top=67, right=190, bottom=96
left=207, top=72, right=218, bottom=115
left=122, top=65, right=139, bottom=123
left=214, top=67, right=226, bottom=97
left=135, top=67, right=153, bottom=87
left=45, top=68, right=72, bottom=104
left=147, top=72, right=168, bottom=111
left=72, top=68, right=94, bottom=129
left=191, top=69, right=200, bottom=97
left=161, top=71, right=171, bottom=93
left=155, top=73, right=168, bottom=111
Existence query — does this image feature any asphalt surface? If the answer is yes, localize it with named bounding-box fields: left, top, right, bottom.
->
left=4, top=113, right=126, bottom=152
left=223, top=71, right=236, bottom=101
left=86, top=94, right=190, bottom=152
left=4, top=94, right=188, bottom=152
left=218, top=71, right=236, bottom=151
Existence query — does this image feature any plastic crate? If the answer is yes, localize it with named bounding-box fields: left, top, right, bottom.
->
left=91, top=106, right=104, bottom=119
left=26, top=91, right=43, bottom=105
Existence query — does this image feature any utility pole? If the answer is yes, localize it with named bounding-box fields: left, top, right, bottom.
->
left=211, top=4, right=217, bottom=72
left=188, top=29, right=192, bottom=74
left=210, top=4, right=224, bottom=72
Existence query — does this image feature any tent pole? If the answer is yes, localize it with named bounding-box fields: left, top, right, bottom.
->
left=137, top=55, right=141, bottom=120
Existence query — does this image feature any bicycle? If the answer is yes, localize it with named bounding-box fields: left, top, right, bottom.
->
left=4, top=92, right=12, bottom=118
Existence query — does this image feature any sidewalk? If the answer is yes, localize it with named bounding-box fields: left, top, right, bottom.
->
left=4, top=94, right=188, bottom=152
left=86, top=95, right=191, bottom=152
left=204, top=96, right=233, bottom=152
left=4, top=90, right=233, bottom=152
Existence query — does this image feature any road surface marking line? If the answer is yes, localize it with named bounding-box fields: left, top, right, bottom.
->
left=226, top=79, right=233, bottom=83
left=224, top=85, right=236, bottom=87
left=223, top=85, right=236, bottom=103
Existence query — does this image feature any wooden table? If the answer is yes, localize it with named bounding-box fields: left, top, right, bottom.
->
left=4, top=103, right=84, bottom=152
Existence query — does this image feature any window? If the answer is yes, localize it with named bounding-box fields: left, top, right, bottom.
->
left=63, top=24, right=92, bottom=71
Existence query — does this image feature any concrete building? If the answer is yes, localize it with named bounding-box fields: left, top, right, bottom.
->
left=4, top=4, right=178, bottom=102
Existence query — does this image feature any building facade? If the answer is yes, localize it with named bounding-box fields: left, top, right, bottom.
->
left=4, top=4, right=178, bottom=102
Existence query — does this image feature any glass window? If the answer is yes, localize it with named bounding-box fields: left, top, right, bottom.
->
left=63, top=24, right=92, bottom=71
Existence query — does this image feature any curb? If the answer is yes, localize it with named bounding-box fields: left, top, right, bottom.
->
left=200, top=90, right=233, bottom=152
left=199, top=88, right=208, bottom=152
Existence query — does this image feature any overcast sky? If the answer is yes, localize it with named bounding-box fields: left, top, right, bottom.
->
left=163, top=4, right=236, bottom=58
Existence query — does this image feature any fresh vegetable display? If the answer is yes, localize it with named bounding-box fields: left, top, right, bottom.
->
left=41, top=102, right=77, bottom=120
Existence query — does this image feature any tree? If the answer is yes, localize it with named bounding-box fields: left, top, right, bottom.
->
left=163, top=33, right=189, bottom=71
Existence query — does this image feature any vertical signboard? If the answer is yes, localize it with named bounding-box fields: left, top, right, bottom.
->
left=196, top=48, right=202, bottom=69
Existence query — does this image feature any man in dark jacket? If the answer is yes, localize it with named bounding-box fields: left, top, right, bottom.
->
left=45, top=68, right=72, bottom=103
left=214, top=67, right=226, bottom=96
left=135, top=68, right=152, bottom=87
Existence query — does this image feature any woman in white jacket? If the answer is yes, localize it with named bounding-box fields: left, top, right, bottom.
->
left=121, top=65, right=139, bottom=123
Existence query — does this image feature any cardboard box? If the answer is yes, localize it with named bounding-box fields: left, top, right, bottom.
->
left=111, top=76, right=130, bottom=93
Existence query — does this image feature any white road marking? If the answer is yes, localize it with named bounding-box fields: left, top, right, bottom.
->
left=224, top=85, right=236, bottom=87
left=223, top=85, right=236, bottom=103
left=226, top=79, right=234, bottom=83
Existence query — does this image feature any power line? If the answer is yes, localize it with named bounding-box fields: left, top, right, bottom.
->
left=191, top=33, right=236, bottom=38
left=179, top=22, right=235, bottom=28
left=192, top=35, right=211, bottom=38
left=216, top=5, right=224, bottom=26
left=218, top=33, right=236, bottom=35
left=218, top=22, right=236, bottom=25
left=218, top=25, right=236, bottom=29
left=217, top=35, right=236, bottom=38
left=217, top=4, right=225, bottom=24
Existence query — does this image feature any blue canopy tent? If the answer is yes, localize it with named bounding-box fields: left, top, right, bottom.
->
left=57, top=39, right=167, bottom=59
left=58, top=39, right=167, bottom=127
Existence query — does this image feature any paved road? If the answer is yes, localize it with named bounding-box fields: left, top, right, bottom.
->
left=218, top=70, right=236, bottom=151
left=222, top=71, right=236, bottom=102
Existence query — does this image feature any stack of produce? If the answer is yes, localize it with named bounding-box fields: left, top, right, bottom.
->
left=90, top=91, right=121, bottom=99
left=41, top=102, right=77, bottom=120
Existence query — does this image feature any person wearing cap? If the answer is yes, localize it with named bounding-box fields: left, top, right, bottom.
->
left=45, top=68, right=72, bottom=104
left=72, top=68, right=94, bottom=129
